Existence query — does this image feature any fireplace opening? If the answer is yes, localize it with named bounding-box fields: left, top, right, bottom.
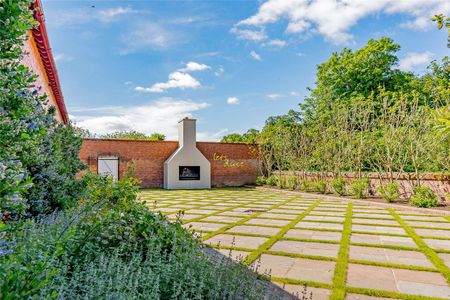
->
left=179, top=166, right=200, bottom=181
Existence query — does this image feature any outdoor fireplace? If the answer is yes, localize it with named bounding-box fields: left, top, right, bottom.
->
left=179, top=166, right=200, bottom=180
left=163, top=118, right=211, bottom=189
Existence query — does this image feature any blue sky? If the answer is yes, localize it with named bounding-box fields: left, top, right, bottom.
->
left=42, top=0, right=450, bottom=140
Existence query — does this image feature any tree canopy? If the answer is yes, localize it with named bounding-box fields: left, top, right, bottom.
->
left=102, top=131, right=166, bottom=141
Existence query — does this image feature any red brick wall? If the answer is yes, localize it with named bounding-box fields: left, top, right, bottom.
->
left=79, top=139, right=260, bottom=188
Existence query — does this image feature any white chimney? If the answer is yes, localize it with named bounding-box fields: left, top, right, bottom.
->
left=163, top=117, right=211, bottom=189
left=179, top=117, right=196, bottom=148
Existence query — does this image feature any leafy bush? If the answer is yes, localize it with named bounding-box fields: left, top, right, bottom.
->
left=410, top=186, right=438, bottom=208
left=1, top=175, right=281, bottom=299
left=349, top=178, right=369, bottom=198
left=299, top=180, right=313, bottom=192
left=331, top=177, right=346, bottom=196
left=277, top=175, right=287, bottom=188
left=266, top=175, right=278, bottom=186
left=312, top=180, right=327, bottom=194
left=286, top=176, right=299, bottom=190
left=377, top=182, right=399, bottom=202
left=255, top=176, right=266, bottom=186
left=0, top=0, right=84, bottom=219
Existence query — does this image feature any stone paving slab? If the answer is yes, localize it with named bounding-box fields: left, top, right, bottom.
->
left=350, top=233, right=417, bottom=248
left=349, top=245, right=433, bottom=268
left=347, top=263, right=450, bottom=298
left=142, top=188, right=450, bottom=299
left=206, top=234, right=268, bottom=249
left=257, top=254, right=336, bottom=284
left=284, top=229, right=342, bottom=241
left=270, top=240, right=340, bottom=258
left=275, top=283, right=331, bottom=300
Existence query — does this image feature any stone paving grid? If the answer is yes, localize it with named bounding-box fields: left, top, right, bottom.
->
left=140, top=188, right=450, bottom=300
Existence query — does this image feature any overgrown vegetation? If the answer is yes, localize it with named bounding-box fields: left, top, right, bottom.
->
left=236, top=37, right=448, bottom=205
left=2, top=176, right=281, bottom=299
left=0, top=0, right=84, bottom=220
left=0, top=2, right=282, bottom=299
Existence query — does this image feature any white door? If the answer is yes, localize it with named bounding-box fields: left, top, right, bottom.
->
left=98, top=157, right=119, bottom=181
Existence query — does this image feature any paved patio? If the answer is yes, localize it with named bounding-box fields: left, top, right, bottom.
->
left=141, top=188, right=450, bottom=300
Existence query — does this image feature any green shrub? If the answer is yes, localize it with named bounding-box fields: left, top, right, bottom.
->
left=349, top=178, right=369, bottom=198
left=255, top=176, right=266, bottom=186
left=410, top=186, right=438, bottom=208
left=377, top=182, right=399, bottom=202
left=299, top=180, right=313, bottom=192
left=312, top=180, right=327, bottom=194
left=286, top=176, right=299, bottom=190
left=331, top=177, right=346, bottom=196
left=1, top=175, right=280, bottom=299
left=277, top=175, right=287, bottom=188
left=266, top=175, right=278, bottom=187
left=0, top=0, right=84, bottom=219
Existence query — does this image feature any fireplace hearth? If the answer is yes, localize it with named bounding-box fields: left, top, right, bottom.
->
left=179, top=166, right=200, bottom=180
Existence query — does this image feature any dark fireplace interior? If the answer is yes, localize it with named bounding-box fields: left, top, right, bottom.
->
left=179, top=166, right=200, bottom=180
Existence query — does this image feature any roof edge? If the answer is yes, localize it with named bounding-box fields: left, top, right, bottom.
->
left=30, top=0, right=68, bottom=124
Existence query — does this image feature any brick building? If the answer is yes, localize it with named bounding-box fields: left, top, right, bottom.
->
left=22, top=0, right=68, bottom=124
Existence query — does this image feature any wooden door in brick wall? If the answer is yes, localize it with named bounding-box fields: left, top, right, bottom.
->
left=98, top=157, right=119, bottom=181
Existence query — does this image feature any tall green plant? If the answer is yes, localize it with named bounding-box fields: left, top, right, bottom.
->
left=0, top=0, right=84, bottom=219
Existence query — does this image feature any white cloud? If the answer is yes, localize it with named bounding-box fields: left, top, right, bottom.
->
left=266, top=93, right=284, bottom=100
left=53, top=53, right=74, bottom=62
left=135, top=72, right=201, bottom=93
left=296, top=52, right=305, bottom=57
left=290, top=91, right=300, bottom=96
left=120, top=22, right=174, bottom=54
left=98, top=7, right=136, bottom=23
left=250, top=51, right=262, bottom=61
left=46, top=6, right=138, bottom=27
left=72, top=98, right=209, bottom=139
left=227, top=96, right=240, bottom=105
left=179, top=61, right=211, bottom=72
left=264, top=39, right=287, bottom=47
left=235, top=0, right=450, bottom=44
left=398, top=51, right=434, bottom=72
left=135, top=61, right=211, bottom=93
left=197, top=128, right=229, bottom=142
left=231, top=27, right=267, bottom=41
left=215, top=66, right=224, bottom=77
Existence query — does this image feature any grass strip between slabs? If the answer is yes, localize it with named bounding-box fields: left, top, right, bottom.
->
left=389, top=208, right=450, bottom=284
left=241, top=200, right=321, bottom=265
left=199, top=195, right=301, bottom=242
left=330, top=202, right=353, bottom=300
left=346, top=286, right=448, bottom=300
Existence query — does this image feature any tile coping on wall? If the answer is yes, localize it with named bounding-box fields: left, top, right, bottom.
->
left=254, top=186, right=450, bottom=216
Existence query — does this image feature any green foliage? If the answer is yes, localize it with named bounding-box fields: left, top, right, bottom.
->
left=101, top=130, right=166, bottom=141
left=250, top=38, right=448, bottom=204
left=410, top=186, right=438, bottom=208
left=255, top=176, right=266, bottom=186
left=377, top=182, right=400, bottom=202
left=432, top=14, right=450, bottom=48
left=1, top=175, right=275, bottom=299
left=331, top=177, right=346, bottom=196
left=299, top=180, right=313, bottom=192
left=0, top=0, right=84, bottom=219
left=286, top=176, right=299, bottom=190
left=221, top=129, right=260, bottom=144
left=266, top=175, right=278, bottom=187
left=349, top=178, right=369, bottom=199
left=312, top=180, right=327, bottom=194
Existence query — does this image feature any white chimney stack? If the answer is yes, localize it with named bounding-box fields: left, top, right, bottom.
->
left=163, top=117, right=211, bottom=189
left=179, top=117, right=196, bottom=148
